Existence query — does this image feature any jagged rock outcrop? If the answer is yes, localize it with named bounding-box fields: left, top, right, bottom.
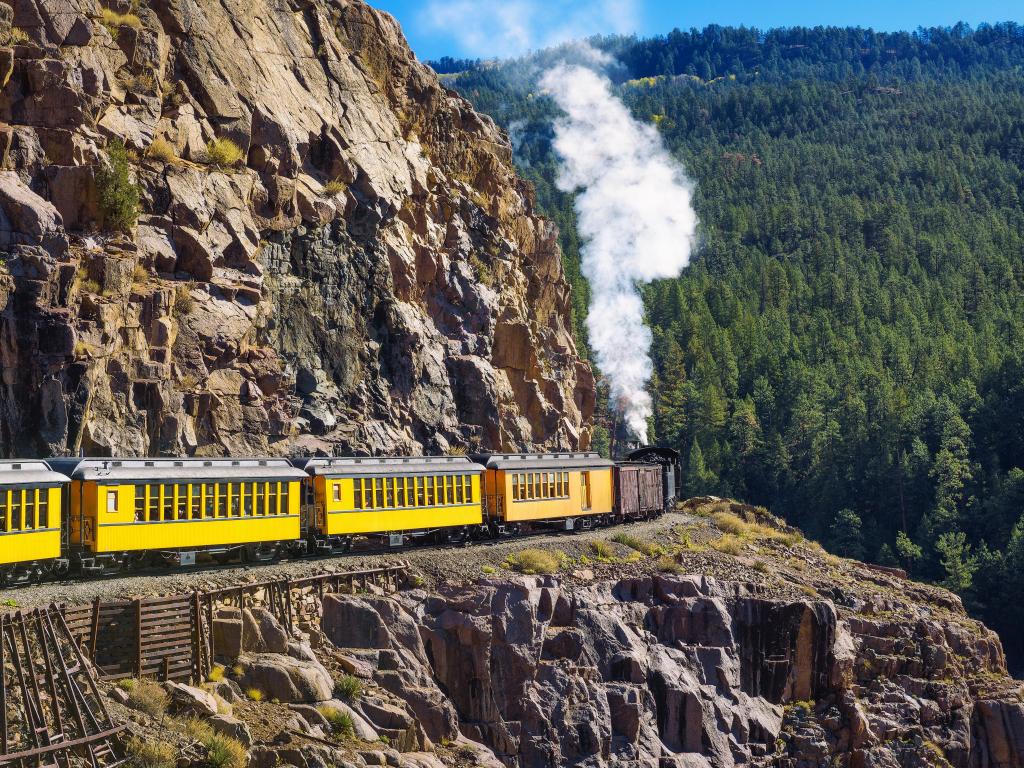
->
left=0, top=0, right=594, bottom=456
left=321, top=575, right=1024, bottom=768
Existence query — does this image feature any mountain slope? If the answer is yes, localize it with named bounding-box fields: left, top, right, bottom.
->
left=0, top=0, right=594, bottom=456
left=436, top=25, right=1024, bottom=665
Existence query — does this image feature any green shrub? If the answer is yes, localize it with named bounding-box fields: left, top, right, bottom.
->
left=205, top=137, right=244, bottom=168
left=96, top=139, right=139, bottom=233
left=468, top=255, right=494, bottom=286
left=173, top=283, right=195, bottom=316
left=125, top=678, right=170, bottom=718
left=245, top=687, right=263, bottom=702
left=481, top=565, right=496, bottom=574
left=317, top=705, right=355, bottom=738
left=589, top=540, right=615, bottom=559
left=126, top=737, right=176, bottom=768
left=506, top=548, right=561, bottom=575
left=333, top=674, right=362, bottom=701
left=710, top=512, right=749, bottom=536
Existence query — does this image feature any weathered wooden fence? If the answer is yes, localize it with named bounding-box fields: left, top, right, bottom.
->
left=58, top=563, right=408, bottom=685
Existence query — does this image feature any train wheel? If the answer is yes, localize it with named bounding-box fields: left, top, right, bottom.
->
left=334, top=536, right=353, bottom=555
left=446, top=527, right=469, bottom=546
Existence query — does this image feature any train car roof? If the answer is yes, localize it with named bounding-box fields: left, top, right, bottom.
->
left=0, top=460, right=70, bottom=486
left=470, top=452, right=615, bottom=471
left=47, top=457, right=307, bottom=482
left=292, top=456, right=484, bottom=477
left=626, top=446, right=681, bottom=462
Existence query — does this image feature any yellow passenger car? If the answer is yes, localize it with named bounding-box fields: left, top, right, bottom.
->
left=294, top=456, right=484, bottom=549
left=472, top=453, right=615, bottom=533
left=50, top=458, right=307, bottom=571
left=0, top=461, right=69, bottom=583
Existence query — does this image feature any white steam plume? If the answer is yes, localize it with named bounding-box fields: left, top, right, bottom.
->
left=539, top=57, right=698, bottom=443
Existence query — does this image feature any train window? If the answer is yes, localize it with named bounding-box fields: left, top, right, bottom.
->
left=465, top=475, right=473, bottom=502
left=332, top=483, right=341, bottom=503
left=420, top=477, right=430, bottom=506
left=190, top=484, right=202, bottom=519
left=353, top=479, right=363, bottom=510
left=10, top=489, right=21, bottom=529
left=396, top=478, right=406, bottom=508
left=563, top=472, right=570, bottom=497
left=581, top=472, right=591, bottom=510
left=0, top=490, right=6, bottom=531
left=204, top=484, right=216, bottom=518
left=37, top=489, right=48, bottom=529
left=547, top=472, right=555, bottom=498
left=268, top=482, right=279, bottom=515
left=454, top=476, right=464, bottom=504
left=174, top=485, right=185, bottom=520
left=280, top=483, right=290, bottom=514
left=375, top=478, right=384, bottom=509
left=105, top=488, right=117, bottom=514
left=135, top=485, right=146, bottom=521
left=384, top=478, right=394, bottom=508
left=215, top=484, right=226, bottom=517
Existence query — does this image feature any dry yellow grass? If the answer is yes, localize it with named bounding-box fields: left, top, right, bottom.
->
left=505, top=548, right=561, bottom=575
left=146, top=137, right=177, bottom=163
left=205, top=137, right=244, bottom=168
left=710, top=534, right=744, bottom=555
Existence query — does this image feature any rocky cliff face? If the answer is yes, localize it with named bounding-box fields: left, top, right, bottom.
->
left=323, top=573, right=1022, bottom=768
left=0, top=0, right=594, bottom=456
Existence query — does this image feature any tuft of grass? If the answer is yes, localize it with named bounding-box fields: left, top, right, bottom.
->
left=611, top=533, right=665, bottom=557
left=100, top=7, right=141, bottom=35
left=334, top=674, right=362, bottom=701
left=174, top=283, right=196, bottom=316
left=2, top=26, right=29, bottom=45
left=178, top=716, right=214, bottom=743
left=710, top=534, right=744, bottom=556
left=481, top=565, right=496, bottom=574
left=205, top=137, right=244, bottom=168
left=146, top=137, right=178, bottom=164
left=322, top=179, right=346, bottom=196
left=589, top=540, right=615, bottom=559
left=126, top=737, right=176, bottom=768
left=125, top=678, right=170, bottom=718
left=711, top=512, right=750, bottom=536
left=505, top=548, right=561, bottom=575
left=317, top=705, right=355, bottom=738
left=231, top=663, right=245, bottom=677
left=245, top=687, right=263, bottom=702
left=207, top=665, right=225, bottom=683
left=656, top=555, right=683, bottom=573
left=96, top=139, right=139, bottom=233
left=468, top=254, right=494, bottom=286
left=204, top=733, right=247, bottom=768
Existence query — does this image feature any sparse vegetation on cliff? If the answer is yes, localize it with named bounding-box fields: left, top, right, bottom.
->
left=96, top=140, right=140, bottom=233
left=205, top=138, right=244, bottom=169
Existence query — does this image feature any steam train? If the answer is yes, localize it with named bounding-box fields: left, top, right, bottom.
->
left=0, top=449, right=680, bottom=584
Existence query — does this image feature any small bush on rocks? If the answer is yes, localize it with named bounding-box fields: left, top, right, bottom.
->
left=322, top=179, right=346, bottom=196
left=589, top=540, right=614, bottom=559
left=334, top=674, right=362, bottom=701
left=656, top=555, right=683, bottom=574
left=317, top=705, right=355, bottom=738
left=96, top=139, right=139, bottom=233
left=146, top=137, right=177, bottom=163
left=711, top=534, right=744, bottom=556
left=245, top=687, right=263, bottom=702
left=205, top=733, right=247, bottom=768
left=611, top=533, right=664, bottom=557
left=100, top=7, right=141, bottom=35
left=205, top=137, right=244, bottom=168
left=125, top=679, right=170, bottom=718
left=127, top=737, right=176, bottom=768
left=506, top=548, right=561, bottom=575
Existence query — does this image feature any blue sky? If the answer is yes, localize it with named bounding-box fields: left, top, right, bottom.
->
left=372, top=0, right=1023, bottom=61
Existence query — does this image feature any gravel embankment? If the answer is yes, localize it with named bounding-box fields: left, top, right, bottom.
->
left=4, top=511, right=704, bottom=609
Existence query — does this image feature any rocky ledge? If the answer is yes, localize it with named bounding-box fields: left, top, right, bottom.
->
left=0, top=0, right=593, bottom=456
left=103, top=501, right=1024, bottom=768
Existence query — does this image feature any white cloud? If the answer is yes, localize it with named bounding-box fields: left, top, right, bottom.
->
left=418, top=0, right=639, bottom=59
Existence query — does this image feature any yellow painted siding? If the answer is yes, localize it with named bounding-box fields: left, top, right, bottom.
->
left=501, top=468, right=614, bottom=522
left=0, top=486, right=62, bottom=565
left=77, top=480, right=301, bottom=553
left=319, top=474, right=482, bottom=535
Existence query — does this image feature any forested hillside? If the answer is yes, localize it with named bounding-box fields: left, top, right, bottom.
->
left=433, top=23, right=1024, bottom=666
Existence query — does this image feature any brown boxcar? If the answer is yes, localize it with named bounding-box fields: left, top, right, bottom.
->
left=615, top=463, right=664, bottom=520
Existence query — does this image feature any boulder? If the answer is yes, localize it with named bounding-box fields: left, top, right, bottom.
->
left=208, top=713, right=253, bottom=746
left=0, top=170, right=66, bottom=255
left=165, top=681, right=219, bottom=717
left=239, top=653, right=334, bottom=703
